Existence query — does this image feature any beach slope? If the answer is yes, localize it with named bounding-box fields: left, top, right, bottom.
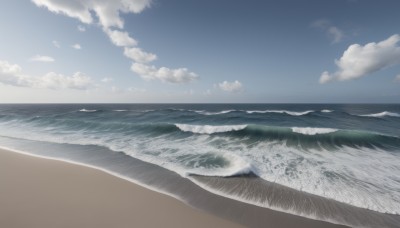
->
left=0, top=148, right=242, bottom=228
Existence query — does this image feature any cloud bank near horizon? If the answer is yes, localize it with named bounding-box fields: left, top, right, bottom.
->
left=0, top=60, right=94, bottom=90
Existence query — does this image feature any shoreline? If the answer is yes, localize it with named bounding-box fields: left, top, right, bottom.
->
left=0, top=146, right=348, bottom=228
left=0, top=148, right=243, bottom=228
left=0, top=104, right=399, bottom=227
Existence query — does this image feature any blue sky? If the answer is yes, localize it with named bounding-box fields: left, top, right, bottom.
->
left=0, top=0, right=400, bottom=103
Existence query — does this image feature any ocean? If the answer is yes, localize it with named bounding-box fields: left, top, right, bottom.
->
left=0, top=104, right=399, bottom=227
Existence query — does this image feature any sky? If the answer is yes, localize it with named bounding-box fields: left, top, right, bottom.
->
left=0, top=0, right=400, bottom=103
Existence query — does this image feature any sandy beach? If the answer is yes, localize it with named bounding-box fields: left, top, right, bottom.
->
left=0, top=148, right=243, bottom=228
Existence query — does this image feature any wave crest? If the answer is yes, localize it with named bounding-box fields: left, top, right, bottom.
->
left=195, top=110, right=236, bottom=115
left=79, top=109, right=97, bottom=112
left=359, top=111, right=400, bottom=118
left=246, top=110, right=314, bottom=116
left=176, top=124, right=247, bottom=134
left=292, top=127, right=338, bottom=135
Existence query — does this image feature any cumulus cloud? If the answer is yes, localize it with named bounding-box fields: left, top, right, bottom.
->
left=32, top=0, right=198, bottom=84
left=52, top=40, right=60, bottom=48
left=0, top=60, right=93, bottom=90
left=77, top=25, right=86, bottom=32
left=124, top=47, right=157, bottom=63
left=218, top=80, right=243, bottom=92
left=312, top=19, right=344, bottom=44
left=0, top=61, right=26, bottom=87
left=105, top=29, right=137, bottom=47
left=71, top=43, right=82, bottom=49
left=320, top=34, right=400, bottom=83
left=31, top=0, right=152, bottom=29
left=38, top=72, right=93, bottom=90
left=131, top=63, right=197, bottom=83
left=29, top=55, right=55, bottom=62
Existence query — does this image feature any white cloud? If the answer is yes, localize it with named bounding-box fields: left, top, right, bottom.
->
left=131, top=63, right=197, bottom=83
left=31, top=0, right=152, bottom=29
left=38, top=72, right=93, bottom=90
left=218, top=80, right=243, bottom=92
left=29, top=55, right=55, bottom=62
left=105, top=29, right=137, bottom=47
left=71, top=44, right=82, bottom=49
left=0, top=60, right=93, bottom=90
left=395, top=75, right=400, bottom=82
left=33, top=0, right=198, bottom=84
left=101, top=77, right=114, bottom=83
left=52, top=40, right=60, bottom=48
left=124, top=47, right=157, bottom=63
left=312, top=19, right=344, bottom=44
left=320, top=34, right=400, bottom=83
left=77, top=25, right=86, bottom=32
left=0, top=61, right=26, bottom=87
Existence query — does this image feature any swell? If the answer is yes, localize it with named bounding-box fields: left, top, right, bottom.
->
left=2, top=114, right=399, bottom=150
left=145, top=109, right=321, bottom=116
left=41, top=108, right=400, bottom=120
left=175, top=124, right=400, bottom=150
left=357, top=111, right=400, bottom=118
left=126, top=108, right=400, bottom=119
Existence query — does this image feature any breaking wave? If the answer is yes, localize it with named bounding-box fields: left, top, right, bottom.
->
left=176, top=124, right=247, bottom=134
left=246, top=110, right=314, bottom=116
left=359, top=111, right=400, bottom=118
left=79, top=109, right=98, bottom=112
left=292, top=127, right=338, bottom=135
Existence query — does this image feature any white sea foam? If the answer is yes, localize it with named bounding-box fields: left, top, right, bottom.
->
left=246, top=110, right=314, bottom=116
left=292, top=127, right=338, bottom=135
left=113, top=110, right=128, bottom=112
left=79, top=109, right=97, bottom=112
left=1, top=114, right=400, bottom=217
left=359, top=111, right=400, bottom=118
left=185, top=153, right=256, bottom=177
left=172, top=109, right=315, bottom=116
left=321, top=109, right=333, bottom=113
left=195, top=110, right=236, bottom=115
left=175, top=124, right=247, bottom=134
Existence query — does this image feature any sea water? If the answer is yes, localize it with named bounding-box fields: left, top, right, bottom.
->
left=0, top=104, right=399, bottom=226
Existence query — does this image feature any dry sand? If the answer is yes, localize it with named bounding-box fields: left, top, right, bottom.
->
left=0, top=148, right=243, bottom=228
